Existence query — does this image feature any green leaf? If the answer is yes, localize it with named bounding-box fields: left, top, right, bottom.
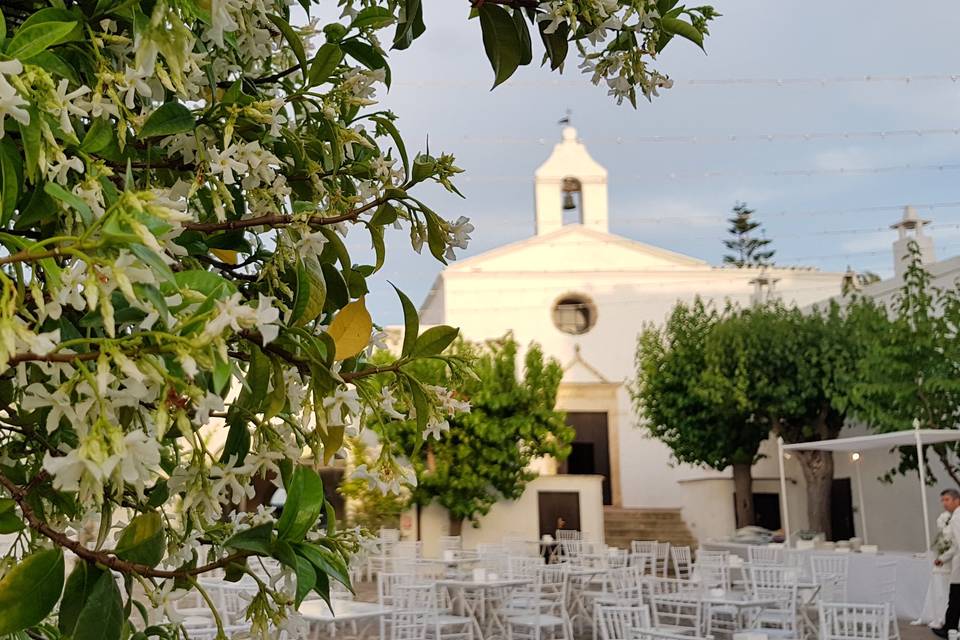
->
left=408, top=378, right=430, bottom=435
left=321, top=263, right=349, bottom=313
left=370, top=116, right=409, bottom=180
left=660, top=16, right=704, bottom=49
left=276, top=465, right=324, bottom=541
left=44, top=182, right=93, bottom=227
left=0, top=139, right=21, bottom=227
left=393, top=0, right=422, bottom=50
left=413, top=326, right=459, bottom=357
left=28, top=51, right=79, bottom=85
left=18, top=108, right=42, bottom=182
left=0, top=548, right=64, bottom=635
left=478, top=4, right=522, bottom=88
left=539, top=21, right=568, bottom=71
left=139, top=102, right=195, bottom=139
left=392, top=284, right=419, bottom=357
left=224, top=523, right=274, bottom=555
left=423, top=209, right=448, bottom=263
left=309, top=43, right=343, bottom=86
left=81, top=118, right=114, bottom=153
left=369, top=224, right=386, bottom=273
left=58, top=562, right=104, bottom=637
left=513, top=9, right=532, bottom=66
left=370, top=202, right=398, bottom=226
left=290, top=261, right=326, bottom=327
left=114, top=512, right=166, bottom=567
left=129, top=244, right=176, bottom=287
left=294, top=542, right=353, bottom=591
left=239, top=345, right=272, bottom=410
left=0, top=499, right=21, bottom=534
left=341, top=39, right=391, bottom=87
left=293, top=554, right=316, bottom=607
left=7, top=21, right=77, bottom=60
left=212, top=351, right=232, bottom=394
left=267, top=15, right=309, bottom=78
left=220, top=411, right=251, bottom=467
left=0, top=10, right=6, bottom=43
left=172, top=269, right=238, bottom=297
left=351, top=7, right=395, bottom=30
left=72, top=571, right=123, bottom=640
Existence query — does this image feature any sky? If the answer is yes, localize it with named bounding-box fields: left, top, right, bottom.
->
left=335, top=1, right=960, bottom=324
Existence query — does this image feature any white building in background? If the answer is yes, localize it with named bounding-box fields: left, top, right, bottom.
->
left=408, top=125, right=862, bottom=552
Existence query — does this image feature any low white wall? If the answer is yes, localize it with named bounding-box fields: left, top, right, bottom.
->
left=403, top=474, right=605, bottom=557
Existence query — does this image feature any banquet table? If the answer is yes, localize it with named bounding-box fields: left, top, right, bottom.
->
left=702, top=540, right=933, bottom=619
left=299, top=599, right=394, bottom=623
left=437, top=577, right=532, bottom=640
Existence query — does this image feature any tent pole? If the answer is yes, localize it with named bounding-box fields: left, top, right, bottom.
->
left=853, top=453, right=868, bottom=544
left=778, top=437, right=791, bottom=546
left=915, top=421, right=932, bottom=553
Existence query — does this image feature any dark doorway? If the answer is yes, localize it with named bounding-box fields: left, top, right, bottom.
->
left=753, top=493, right=782, bottom=531
left=538, top=491, right=581, bottom=538
left=831, top=478, right=855, bottom=541
left=732, top=493, right=782, bottom=529
left=559, top=412, right=612, bottom=505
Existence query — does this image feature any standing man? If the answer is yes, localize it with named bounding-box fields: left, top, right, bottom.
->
left=933, top=489, right=960, bottom=638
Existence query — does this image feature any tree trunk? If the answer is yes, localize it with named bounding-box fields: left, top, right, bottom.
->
left=797, top=450, right=834, bottom=540
left=732, top=463, right=755, bottom=527
left=448, top=512, right=463, bottom=536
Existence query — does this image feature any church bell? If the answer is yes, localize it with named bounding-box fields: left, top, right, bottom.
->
left=562, top=192, right=577, bottom=211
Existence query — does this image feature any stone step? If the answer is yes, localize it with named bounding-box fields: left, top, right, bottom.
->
left=603, top=506, right=697, bottom=552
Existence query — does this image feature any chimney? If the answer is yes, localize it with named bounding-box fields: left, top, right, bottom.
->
left=891, top=206, right=935, bottom=279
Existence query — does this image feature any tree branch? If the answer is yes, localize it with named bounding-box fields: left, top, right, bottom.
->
left=181, top=196, right=387, bottom=233
left=0, top=471, right=251, bottom=579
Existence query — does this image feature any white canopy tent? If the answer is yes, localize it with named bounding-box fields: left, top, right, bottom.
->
left=777, top=425, right=960, bottom=550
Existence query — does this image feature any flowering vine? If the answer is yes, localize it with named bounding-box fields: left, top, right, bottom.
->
left=0, top=0, right=713, bottom=638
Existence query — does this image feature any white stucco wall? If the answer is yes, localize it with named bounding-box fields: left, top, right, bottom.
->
left=403, top=475, right=605, bottom=557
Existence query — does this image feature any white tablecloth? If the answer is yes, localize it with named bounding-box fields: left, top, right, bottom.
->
left=702, top=540, right=935, bottom=619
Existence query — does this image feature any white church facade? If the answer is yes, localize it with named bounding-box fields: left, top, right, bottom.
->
left=403, top=126, right=954, bottom=554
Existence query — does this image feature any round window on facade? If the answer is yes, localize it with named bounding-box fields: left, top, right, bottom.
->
left=552, top=294, right=597, bottom=335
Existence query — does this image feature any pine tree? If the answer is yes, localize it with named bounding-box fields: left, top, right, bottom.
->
left=723, top=202, right=776, bottom=267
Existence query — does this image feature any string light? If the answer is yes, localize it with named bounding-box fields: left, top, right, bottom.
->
left=457, top=162, right=960, bottom=184
left=613, top=201, right=960, bottom=226
left=394, top=73, right=960, bottom=90
left=454, top=127, right=960, bottom=147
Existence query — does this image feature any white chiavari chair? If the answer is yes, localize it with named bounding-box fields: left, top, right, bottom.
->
left=656, top=543, right=672, bottom=578
left=747, top=546, right=784, bottom=566
left=671, top=547, right=692, bottom=580
left=819, top=603, right=890, bottom=640
left=811, top=555, right=849, bottom=602
left=597, top=604, right=651, bottom=640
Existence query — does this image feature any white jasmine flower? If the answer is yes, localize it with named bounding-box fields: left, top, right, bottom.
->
left=207, top=144, right=247, bottom=185
left=295, top=230, right=328, bottom=262
left=0, top=61, right=29, bottom=136
left=323, top=385, right=361, bottom=427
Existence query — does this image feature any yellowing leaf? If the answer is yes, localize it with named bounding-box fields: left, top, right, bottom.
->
left=211, top=248, right=238, bottom=264
left=328, top=297, right=372, bottom=361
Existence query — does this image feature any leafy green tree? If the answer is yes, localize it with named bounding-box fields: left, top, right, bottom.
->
left=723, top=202, right=775, bottom=267
left=379, top=336, right=574, bottom=535
left=634, top=299, right=770, bottom=527
left=852, top=244, right=960, bottom=487
left=0, top=0, right=714, bottom=636
left=709, top=302, right=875, bottom=538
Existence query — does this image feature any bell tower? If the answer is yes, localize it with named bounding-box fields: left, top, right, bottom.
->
left=534, top=125, right=609, bottom=236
